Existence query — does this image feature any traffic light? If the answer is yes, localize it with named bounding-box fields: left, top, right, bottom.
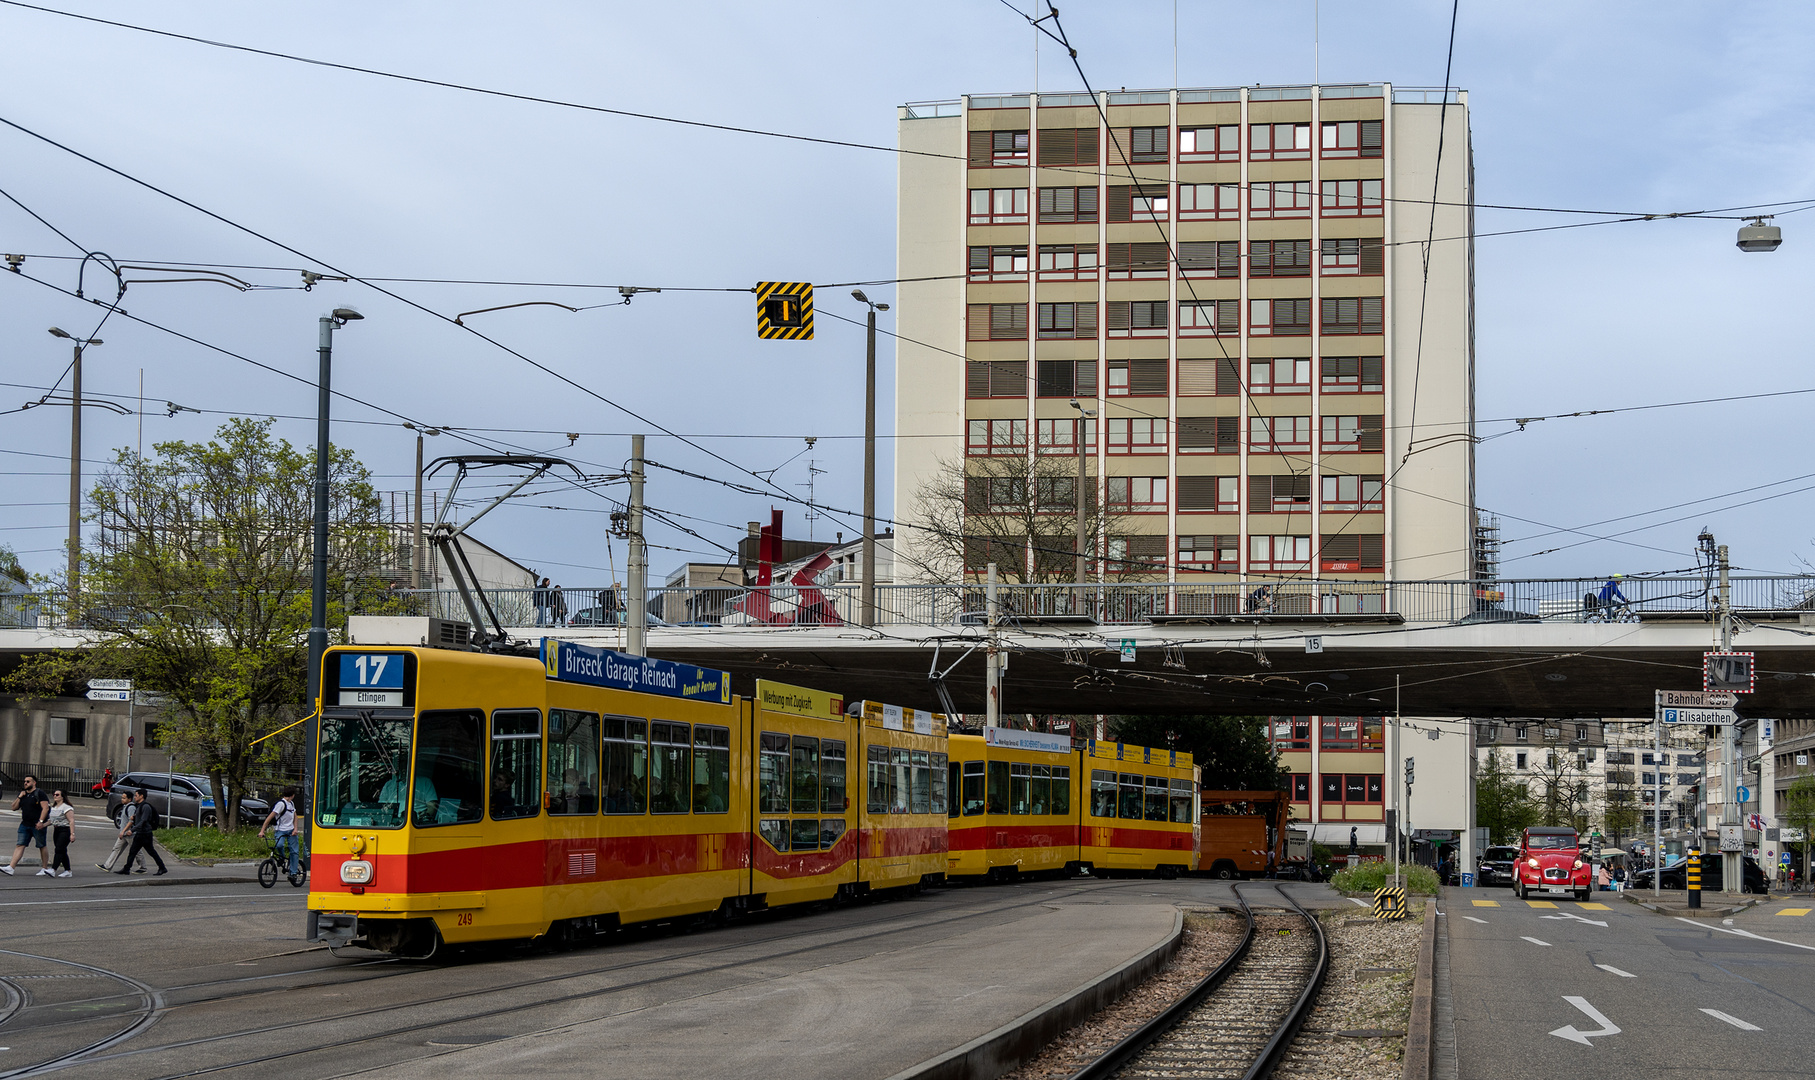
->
left=756, top=281, right=814, bottom=339
left=1405, top=757, right=1415, bottom=786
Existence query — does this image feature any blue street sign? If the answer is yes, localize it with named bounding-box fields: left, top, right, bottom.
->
left=542, top=638, right=730, bottom=704
left=1738, top=785, right=1752, bottom=804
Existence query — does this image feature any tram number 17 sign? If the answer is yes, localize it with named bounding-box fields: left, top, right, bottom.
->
left=1704, top=651, right=1755, bottom=694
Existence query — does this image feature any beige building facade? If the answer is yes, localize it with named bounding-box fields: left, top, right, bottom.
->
left=893, top=84, right=1475, bottom=588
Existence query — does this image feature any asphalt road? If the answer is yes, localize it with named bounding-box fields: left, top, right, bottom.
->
left=1447, top=886, right=1815, bottom=1079
left=0, top=875, right=1329, bottom=1079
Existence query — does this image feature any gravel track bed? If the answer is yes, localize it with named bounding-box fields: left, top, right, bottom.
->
left=1273, top=907, right=1423, bottom=1080
left=999, top=911, right=1245, bottom=1080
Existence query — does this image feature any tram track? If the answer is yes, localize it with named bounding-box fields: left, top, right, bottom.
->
left=1066, top=881, right=1328, bottom=1080
left=2, top=876, right=1161, bottom=1078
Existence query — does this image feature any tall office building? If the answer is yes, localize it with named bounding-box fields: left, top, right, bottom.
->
left=894, top=85, right=1475, bottom=591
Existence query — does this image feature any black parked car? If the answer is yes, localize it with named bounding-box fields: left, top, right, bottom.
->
left=1632, top=853, right=1768, bottom=894
left=105, top=772, right=270, bottom=828
left=1474, top=845, right=1522, bottom=887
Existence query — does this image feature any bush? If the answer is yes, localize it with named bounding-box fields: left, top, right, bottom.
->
left=156, top=827, right=273, bottom=863
left=1331, top=861, right=1443, bottom=895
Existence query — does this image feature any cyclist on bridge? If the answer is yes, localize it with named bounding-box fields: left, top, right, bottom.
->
left=1598, top=574, right=1629, bottom=609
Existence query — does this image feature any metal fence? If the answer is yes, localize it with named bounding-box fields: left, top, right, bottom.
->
left=12, top=575, right=1812, bottom=631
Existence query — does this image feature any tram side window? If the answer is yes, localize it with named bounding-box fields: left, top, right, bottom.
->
left=1171, top=779, right=1195, bottom=823
left=820, top=818, right=846, bottom=850
left=1119, top=773, right=1144, bottom=820
left=911, top=750, right=932, bottom=814
left=1030, top=765, right=1051, bottom=815
left=1144, top=775, right=1168, bottom=822
left=931, top=753, right=949, bottom=815
left=489, top=710, right=542, bottom=821
left=759, top=818, right=789, bottom=852
left=1009, top=762, right=1032, bottom=815
left=649, top=721, right=691, bottom=814
left=948, top=761, right=962, bottom=819
left=962, top=761, right=986, bottom=816
left=867, top=745, right=890, bottom=813
left=412, top=710, right=484, bottom=827
left=987, top=760, right=1011, bottom=815
left=792, top=736, right=821, bottom=814
left=1051, top=767, right=1072, bottom=816
left=1091, top=770, right=1117, bottom=818
left=603, top=716, right=649, bottom=815
left=547, top=710, right=600, bottom=815
left=692, top=725, right=730, bottom=813
left=891, top=748, right=912, bottom=814
left=792, top=817, right=821, bottom=851
left=821, top=739, right=847, bottom=813
left=759, top=732, right=791, bottom=814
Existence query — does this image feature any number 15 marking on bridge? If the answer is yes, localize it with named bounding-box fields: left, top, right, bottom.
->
left=1551, top=996, right=1621, bottom=1046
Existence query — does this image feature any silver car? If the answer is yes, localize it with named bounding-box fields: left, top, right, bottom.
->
left=105, top=772, right=271, bottom=828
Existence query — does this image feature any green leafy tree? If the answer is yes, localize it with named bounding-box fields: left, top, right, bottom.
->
left=4, top=419, right=395, bottom=829
left=1105, top=715, right=1284, bottom=791
left=1783, top=776, right=1815, bottom=882
left=0, top=544, right=26, bottom=585
left=1476, top=748, right=1538, bottom=843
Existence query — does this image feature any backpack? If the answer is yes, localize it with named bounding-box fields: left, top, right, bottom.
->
left=138, top=801, right=160, bottom=831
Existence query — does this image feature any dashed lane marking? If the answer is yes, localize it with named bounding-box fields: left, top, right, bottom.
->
left=1521, top=936, right=1553, bottom=947
left=1595, top=964, right=1636, bottom=978
left=1462, top=916, right=1489, bottom=924
left=1526, top=900, right=1558, bottom=909
left=1577, top=903, right=1611, bottom=910
left=1700, top=1009, right=1762, bottom=1031
left=1776, top=908, right=1812, bottom=917
left=1472, top=900, right=1499, bottom=907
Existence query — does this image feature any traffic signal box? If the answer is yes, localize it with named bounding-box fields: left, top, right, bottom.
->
left=1373, top=886, right=1407, bottom=920
left=756, top=282, right=813, bottom=339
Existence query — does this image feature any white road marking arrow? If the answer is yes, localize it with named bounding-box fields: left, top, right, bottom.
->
left=1595, top=964, right=1635, bottom=978
left=1550, top=996, right=1622, bottom=1046
left=1522, top=936, right=1553, bottom=946
left=1541, top=912, right=1609, bottom=927
left=1700, top=1009, right=1761, bottom=1031
left=1674, top=917, right=1815, bottom=952
left=1463, top=915, right=1489, bottom=924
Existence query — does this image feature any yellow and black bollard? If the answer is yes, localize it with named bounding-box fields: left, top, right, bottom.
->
left=1687, top=849, right=1701, bottom=909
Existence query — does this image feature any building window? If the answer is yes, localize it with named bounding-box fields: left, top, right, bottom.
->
left=1250, top=239, right=1312, bottom=277
left=1177, top=416, right=1239, bottom=454
left=1643, top=772, right=1655, bottom=787
left=1249, top=181, right=1312, bottom=219
left=1320, top=120, right=1383, bottom=158
left=49, top=716, right=86, bottom=746
left=965, top=360, right=1028, bottom=398
left=1516, top=752, right=1528, bottom=769
left=1105, top=535, right=1167, bottom=574
left=969, top=187, right=1029, bottom=225
left=1037, top=127, right=1098, bottom=166
left=1641, top=753, right=1654, bottom=765
left=1248, top=357, right=1312, bottom=394
left=1107, top=417, right=1167, bottom=455
left=1179, top=299, right=1240, bottom=336
left=967, top=303, right=1028, bottom=341
left=1321, top=178, right=1383, bottom=217
left=1576, top=724, right=1589, bottom=742
left=1321, top=474, right=1383, bottom=511
left=1321, top=414, right=1384, bottom=452
left=1036, top=358, right=1097, bottom=397
left=1107, top=358, right=1168, bottom=396
left=1178, top=241, right=1240, bottom=278
left=1034, top=476, right=1080, bottom=511
left=1292, top=773, right=1312, bottom=801
left=1112, top=126, right=1170, bottom=163
left=1106, top=476, right=1168, bottom=512
left=1250, top=534, right=1312, bottom=571
left=1319, top=533, right=1385, bottom=572
left=1107, top=242, right=1169, bottom=280
left=968, top=476, right=1028, bottom=513
left=1517, top=725, right=1528, bottom=742
left=1272, top=717, right=1312, bottom=749
left=1250, top=473, right=1311, bottom=512
left=1036, top=303, right=1098, bottom=340
left=1321, top=773, right=1384, bottom=803
left=1179, top=532, right=1239, bottom=568
left=1177, top=477, right=1239, bottom=512
left=1321, top=717, right=1384, bottom=749
left=968, top=245, right=1028, bottom=282
left=1107, top=184, right=1170, bottom=223
left=1106, top=301, right=1169, bottom=339
left=969, top=129, right=1029, bottom=167
left=966, top=419, right=1027, bottom=456
left=1250, top=122, right=1311, bottom=160
left=1179, top=182, right=1240, bottom=220
left=1250, top=298, right=1312, bottom=336
left=1037, top=244, right=1098, bottom=281
left=1178, top=358, right=1241, bottom=396
left=1036, top=417, right=1096, bottom=454
left=143, top=721, right=163, bottom=749
left=1321, top=356, right=1384, bottom=393
left=1179, top=124, right=1239, bottom=161
left=1321, top=237, right=1384, bottom=276
left=1039, top=186, right=1098, bottom=223
left=1321, top=297, right=1384, bottom=336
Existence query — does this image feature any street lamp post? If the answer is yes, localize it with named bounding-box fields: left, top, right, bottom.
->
left=1068, top=399, right=1095, bottom=587
left=852, top=291, right=888, bottom=627
left=307, top=309, right=362, bottom=712
left=48, top=328, right=102, bottom=604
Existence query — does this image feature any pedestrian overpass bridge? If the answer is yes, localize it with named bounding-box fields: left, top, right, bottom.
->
left=7, top=576, right=1813, bottom=718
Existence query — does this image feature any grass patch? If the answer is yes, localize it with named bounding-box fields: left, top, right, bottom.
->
left=155, top=827, right=273, bottom=863
left=1331, top=861, right=1442, bottom=896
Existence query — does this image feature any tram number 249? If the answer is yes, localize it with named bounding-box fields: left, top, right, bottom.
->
left=455, top=913, right=474, bottom=926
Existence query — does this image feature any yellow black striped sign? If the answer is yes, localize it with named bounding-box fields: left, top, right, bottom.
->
left=1373, top=885, right=1407, bottom=920
left=756, top=281, right=813, bottom=340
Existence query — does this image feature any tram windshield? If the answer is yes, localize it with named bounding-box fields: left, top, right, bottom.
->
left=316, top=713, right=414, bottom=828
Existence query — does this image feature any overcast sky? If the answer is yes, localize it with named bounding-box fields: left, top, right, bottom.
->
left=2, top=1, right=1811, bottom=590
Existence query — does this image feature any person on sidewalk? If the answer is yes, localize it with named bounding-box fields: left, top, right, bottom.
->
left=0, top=775, right=50, bottom=876
left=45, top=789, right=75, bottom=878
left=257, top=786, right=301, bottom=877
left=97, top=798, right=148, bottom=874
left=115, top=790, right=168, bottom=877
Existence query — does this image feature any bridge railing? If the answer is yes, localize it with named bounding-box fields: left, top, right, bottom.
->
left=10, top=575, right=1813, bottom=631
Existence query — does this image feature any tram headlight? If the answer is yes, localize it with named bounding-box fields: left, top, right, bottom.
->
left=340, top=860, right=374, bottom=885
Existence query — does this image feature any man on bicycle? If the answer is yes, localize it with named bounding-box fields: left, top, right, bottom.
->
left=1598, top=574, right=1629, bottom=617
left=258, top=787, right=301, bottom=878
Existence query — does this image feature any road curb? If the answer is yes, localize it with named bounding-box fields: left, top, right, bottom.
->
left=1401, top=901, right=1437, bottom=1080
left=884, top=907, right=1186, bottom=1080
left=1619, top=892, right=1770, bottom=918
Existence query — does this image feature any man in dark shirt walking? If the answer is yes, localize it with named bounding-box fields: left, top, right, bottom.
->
left=115, top=790, right=168, bottom=877
left=1, top=775, right=50, bottom=876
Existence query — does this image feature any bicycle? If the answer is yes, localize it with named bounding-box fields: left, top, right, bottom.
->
left=258, top=836, right=307, bottom=889
left=1584, top=599, right=1637, bottom=623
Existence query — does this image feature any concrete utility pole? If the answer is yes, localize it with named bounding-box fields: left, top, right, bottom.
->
left=852, top=291, right=887, bottom=628
left=627, top=435, right=647, bottom=656
left=307, top=309, right=361, bottom=712
left=985, top=563, right=1000, bottom=726
left=413, top=434, right=425, bottom=589
left=48, top=328, right=101, bottom=605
